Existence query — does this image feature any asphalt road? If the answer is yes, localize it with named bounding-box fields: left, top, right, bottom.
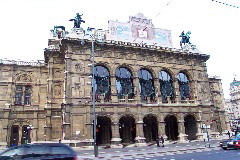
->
left=131, top=149, right=240, bottom=160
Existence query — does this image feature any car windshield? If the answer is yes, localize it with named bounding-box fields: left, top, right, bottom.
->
left=1, top=147, right=25, bottom=156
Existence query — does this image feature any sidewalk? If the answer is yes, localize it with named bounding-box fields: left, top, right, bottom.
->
left=76, top=140, right=222, bottom=159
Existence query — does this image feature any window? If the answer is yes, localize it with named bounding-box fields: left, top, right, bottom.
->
left=159, top=70, right=174, bottom=103
left=94, top=66, right=111, bottom=101
left=178, top=72, right=190, bottom=100
left=138, top=69, right=155, bottom=101
left=15, top=85, right=32, bottom=105
left=116, top=67, right=134, bottom=99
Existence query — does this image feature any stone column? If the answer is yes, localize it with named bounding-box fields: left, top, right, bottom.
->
left=111, top=114, right=122, bottom=148
left=196, top=110, right=204, bottom=140
left=132, top=76, right=140, bottom=102
left=44, top=108, right=52, bottom=141
left=174, top=78, right=180, bottom=103
left=33, top=112, right=38, bottom=141
left=177, top=120, right=188, bottom=143
left=63, top=104, right=71, bottom=140
left=2, top=108, right=10, bottom=147
left=153, top=78, right=159, bottom=102
left=83, top=111, right=94, bottom=147
left=135, top=110, right=146, bottom=146
left=110, top=76, right=118, bottom=103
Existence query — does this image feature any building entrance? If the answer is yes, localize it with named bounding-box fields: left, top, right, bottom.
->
left=165, top=115, right=178, bottom=140
left=143, top=115, right=158, bottom=142
left=96, top=116, right=112, bottom=145
left=10, top=125, right=19, bottom=147
left=184, top=115, right=197, bottom=140
left=119, top=115, right=136, bottom=144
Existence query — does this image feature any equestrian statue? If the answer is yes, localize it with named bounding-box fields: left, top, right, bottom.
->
left=179, top=31, right=191, bottom=48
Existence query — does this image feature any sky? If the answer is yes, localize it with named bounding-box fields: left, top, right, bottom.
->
left=0, top=0, right=240, bottom=99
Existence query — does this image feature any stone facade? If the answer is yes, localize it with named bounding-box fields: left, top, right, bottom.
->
left=0, top=40, right=229, bottom=147
left=0, top=14, right=230, bottom=147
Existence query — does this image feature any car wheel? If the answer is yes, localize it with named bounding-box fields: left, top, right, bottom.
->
left=222, top=147, right=227, bottom=150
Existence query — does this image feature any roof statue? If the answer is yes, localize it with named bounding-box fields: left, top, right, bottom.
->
left=179, top=31, right=191, bottom=48
left=69, top=13, right=85, bottom=28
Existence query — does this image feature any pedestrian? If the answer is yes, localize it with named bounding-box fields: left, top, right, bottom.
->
left=160, top=135, right=164, bottom=147
left=156, top=136, right=160, bottom=147
left=227, top=131, right=231, bottom=139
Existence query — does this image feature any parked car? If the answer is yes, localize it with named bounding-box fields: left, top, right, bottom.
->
left=234, top=140, right=240, bottom=149
left=220, top=134, right=240, bottom=150
left=0, top=143, right=78, bottom=160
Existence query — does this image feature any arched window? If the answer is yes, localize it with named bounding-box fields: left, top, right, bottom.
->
left=159, top=70, right=174, bottom=103
left=178, top=72, right=190, bottom=100
left=94, top=65, right=111, bottom=100
left=116, top=67, right=134, bottom=99
left=138, top=69, right=155, bottom=101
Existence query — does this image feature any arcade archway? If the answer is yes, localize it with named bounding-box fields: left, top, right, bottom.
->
left=184, top=115, right=197, bottom=140
left=96, top=116, right=112, bottom=145
left=165, top=115, right=179, bottom=141
left=119, top=115, right=136, bottom=144
left=143, top=115, right=158, bottom=142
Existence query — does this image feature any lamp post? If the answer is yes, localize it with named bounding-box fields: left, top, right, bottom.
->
left=87, top=27, right=102, bottom=157
left=27, top=125, right=33, bottom=143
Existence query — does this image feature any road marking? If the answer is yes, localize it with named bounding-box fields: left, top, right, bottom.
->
left=175, top=146, right=179, bottom=147
left=141, top=149, right=145, bottom=150
left=115, top=151, right=120, bottom=152
left=129, top=150, right=133, bottom=151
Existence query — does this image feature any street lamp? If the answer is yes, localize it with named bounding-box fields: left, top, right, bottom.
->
left=87, top=27, right=102, bottom=157
left=27, top=125, right=33, bottom=143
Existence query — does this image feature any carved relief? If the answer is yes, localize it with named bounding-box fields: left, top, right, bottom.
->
left=75, top=63, right=83, bottom=72
left=53, top=58, right=64, bottom=64
left=100, top=107, right=105, bottom=112
left=75, top=83, right=81, bottom=90
left=198, top=72, right=203, bottom=80
left=148, top=107, right=153, bottom=112
left=54, top=85, right=62, bottom=97
left=15, top=74, right=32, bottom=82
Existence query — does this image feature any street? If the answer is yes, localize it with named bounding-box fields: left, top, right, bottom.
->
left=76, top=140, right=238, bottom=159
left=133, top=149, right=240, bottom=160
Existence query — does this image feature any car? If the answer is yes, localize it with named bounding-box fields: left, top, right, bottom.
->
left=234, top=140, right=240, bottom=149
left=0, top=143, right=78, bottom=160
left=220, top=134, right=240, bottom=150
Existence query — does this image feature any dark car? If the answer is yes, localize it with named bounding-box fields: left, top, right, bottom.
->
left=220, top=134, right=240, bottom=150
left=0, top=143, right=78, bottom=160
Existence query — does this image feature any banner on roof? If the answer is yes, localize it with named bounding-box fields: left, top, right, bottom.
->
left=106, top=13, right=173, bottom=48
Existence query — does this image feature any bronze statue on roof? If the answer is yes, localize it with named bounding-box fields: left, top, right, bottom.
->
left=69, top=13, right=85, bottom=28
left=179, top=31, right=191, bottom=48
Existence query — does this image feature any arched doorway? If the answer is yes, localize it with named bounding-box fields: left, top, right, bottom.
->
left=119, top=115, right=136, bottom=144
left=143, top=115, right=158, bottom=142
left=184, top=115, right=197, bottom=140
left=96, top=116, right=112, bottom=145
left=165, top=115, right=179, bottom=141
left=10, top=125, right=19, bottom=147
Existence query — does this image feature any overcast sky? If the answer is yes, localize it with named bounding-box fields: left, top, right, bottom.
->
left=0, top=0, right=240, bottom=99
